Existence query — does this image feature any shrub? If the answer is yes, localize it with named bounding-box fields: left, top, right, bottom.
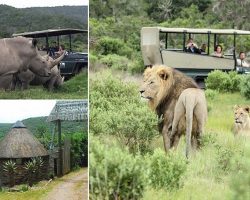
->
left=205, top=89, right=218, bottom=101
left=70, top=132, right=88, bottom=168
left=205, top=70, right=242, bottom=92
left=3, top=160, right=17, bottom=187
left=90, top=71, right=158, bottom=154
left=240, top=74, right=250, bottom=99
left=95, top=36, right=132, bottom=58
left=89, top=53, right=99, bottom=70
left=148, top=149, right=187, bottom=190
left=128, top=53, right=145, bottom=74
left=100, top=54, right=130, bottom=71
left=90, top=138, right=147, bottom=200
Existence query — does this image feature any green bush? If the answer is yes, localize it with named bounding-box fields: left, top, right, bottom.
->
left=240, top=75, right=250, bottom=99
left=128, top=53, right=145, bottom=74
left=90, top=71, right=158, bottom=154
left=100, top=54, right=130, bottom=71
left=205, top=70, right=242, bottom=92
left=95, top=36, right=132, bottom=58
left=148, top=149, right=187, bottom=190
left=90, top=138, right=147, bottom=200
left=70, top=132, right=88, bottom=168
left=205, top=89, right=218, bottom=101
left=89, top=53, right=99, bottom=70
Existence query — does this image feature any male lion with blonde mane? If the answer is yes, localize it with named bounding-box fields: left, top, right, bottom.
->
left=140, top=65, right=205, bottom=155
left=233, top=105, right=250, bottom=135
left=170, top=88, right=207, bottom=158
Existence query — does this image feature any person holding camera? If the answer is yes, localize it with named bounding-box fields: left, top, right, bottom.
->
left=184, top=38, right=201, bottom=54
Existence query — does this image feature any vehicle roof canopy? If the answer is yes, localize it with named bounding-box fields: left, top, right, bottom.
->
left=145, top=27, right=250, bottom=35
left=12, top=28, right=88, bottom=38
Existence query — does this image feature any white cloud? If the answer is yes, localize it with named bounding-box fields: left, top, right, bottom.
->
left=0, top=0, right=88, bottom=8
left=0, top=100, right=56, bottom=123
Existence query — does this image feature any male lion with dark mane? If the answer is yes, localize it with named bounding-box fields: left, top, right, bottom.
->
left=170, top=88, right=207, bottom=158
left=233, top=105, right=250, bottom=136
left=140, top=65, right=206, bottom=156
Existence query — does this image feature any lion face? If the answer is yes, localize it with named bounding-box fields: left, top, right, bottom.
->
left=139, top=65, right=174, bottom=109
left=234, top=105, right=250, bottom=125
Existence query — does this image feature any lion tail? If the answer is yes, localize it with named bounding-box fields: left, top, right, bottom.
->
left=185, top=96, right=195, bottom=158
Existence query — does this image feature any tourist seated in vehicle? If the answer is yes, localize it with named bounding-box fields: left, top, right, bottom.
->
left=184, top=38, right=201, bottom=54
left=237, top=52, right=250, bottom=67
left=200, top=43, right=207, bottom=54
left=55, top=45, right=67, bottom=57
left=212, top=45, right=223, bottom=58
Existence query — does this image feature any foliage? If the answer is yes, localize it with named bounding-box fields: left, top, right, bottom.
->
left=90, top=138, right=147, bottom=200
left=240, top=75, right=250, bottom=99
left=95, top=36, right=132, bottom=58
left=70, top=132, right=88, bottom=168
left=100, top=54, right=130, bottom=71
left=148, top=149, right=187, bottom=190
left=205, top=89, right=218, bottom=101
left=3, top=160, right=17, bottom=187
left=90, top=71, right=158, bottom=154
left=205, top=70, right=243, bottom=92
left=24, top=158, right=39, bottom=187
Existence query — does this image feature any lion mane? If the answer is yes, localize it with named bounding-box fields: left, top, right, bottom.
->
left=140, top=65, right=199, bottom=152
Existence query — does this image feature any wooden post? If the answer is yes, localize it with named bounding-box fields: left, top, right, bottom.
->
left=58, top=120, right=63, bottom=176
left=69, top=34, right=72, bottom=52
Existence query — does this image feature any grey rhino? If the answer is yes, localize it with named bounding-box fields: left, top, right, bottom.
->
left=0, top=36, right=52, bottom=90
left=17, top=52, right=65, bottom=91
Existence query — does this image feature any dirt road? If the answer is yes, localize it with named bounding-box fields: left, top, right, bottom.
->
left=45, top=168, right=88, bottom=200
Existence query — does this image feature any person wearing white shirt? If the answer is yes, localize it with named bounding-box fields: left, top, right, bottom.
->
left=237, top=52, right=250, bottom=67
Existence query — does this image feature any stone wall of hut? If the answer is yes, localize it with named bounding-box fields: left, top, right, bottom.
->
left=0, top=156, right=49, bottom=187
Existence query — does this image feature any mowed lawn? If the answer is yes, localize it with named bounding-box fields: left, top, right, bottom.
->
left=0, top=168, right=87, bottom=200
left=0, top=71, right=88, bottom=99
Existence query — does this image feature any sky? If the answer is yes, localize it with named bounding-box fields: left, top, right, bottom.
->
left=0, top=100, right=56, bottom=123
left=0, top=0, right=88, bottom=8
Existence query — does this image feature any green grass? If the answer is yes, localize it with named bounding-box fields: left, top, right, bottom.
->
left=0, top=72, right=88, bottom=99
left=0, top=168, right=87, bottom=200
left=143, top=92, right=250, bottom=200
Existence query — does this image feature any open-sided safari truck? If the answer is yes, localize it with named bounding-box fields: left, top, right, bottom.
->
left=13, top=28, right=88, bottom=80
left=141, top=27, right=250, bottom=85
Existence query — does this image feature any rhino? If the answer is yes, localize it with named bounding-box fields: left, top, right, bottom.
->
left=17, top=52, right=65, bottom=91
left=0, top=36, right=52, bottom=90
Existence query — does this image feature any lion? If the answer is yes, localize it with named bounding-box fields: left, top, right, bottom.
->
left=170, top=88, right=207, bottom=158
left=140, top=65, right=199, bottom=153
left=233, top=105, right=250, bottom=135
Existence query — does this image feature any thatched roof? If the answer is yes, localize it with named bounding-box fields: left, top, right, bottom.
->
left=0, top=121, right=48, bottom=158
left=47, top=100, right=88, bottom=122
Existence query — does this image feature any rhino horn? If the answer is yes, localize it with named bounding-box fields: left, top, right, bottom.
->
left=51, top=51, right=66, bottom=68
left=61, top=76, right=65, bottom=83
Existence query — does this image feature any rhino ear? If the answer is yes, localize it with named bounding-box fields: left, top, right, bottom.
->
left=32, top=38, right=38, bottom=47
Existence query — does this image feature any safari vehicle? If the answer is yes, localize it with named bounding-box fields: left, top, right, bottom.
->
left=141, top=27, right=250, bottom=85
left=13, top=28, right=88, bottom=79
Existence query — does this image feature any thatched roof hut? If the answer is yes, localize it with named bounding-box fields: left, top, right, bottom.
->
left=0, top=121, right=49, bottom=186
left=0, top=121, right=48, bottom=158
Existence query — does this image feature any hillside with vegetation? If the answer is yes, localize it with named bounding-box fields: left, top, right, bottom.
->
left=0, top=5, right=88, bottom=38
left=90, top=0, right=250, bottom=199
